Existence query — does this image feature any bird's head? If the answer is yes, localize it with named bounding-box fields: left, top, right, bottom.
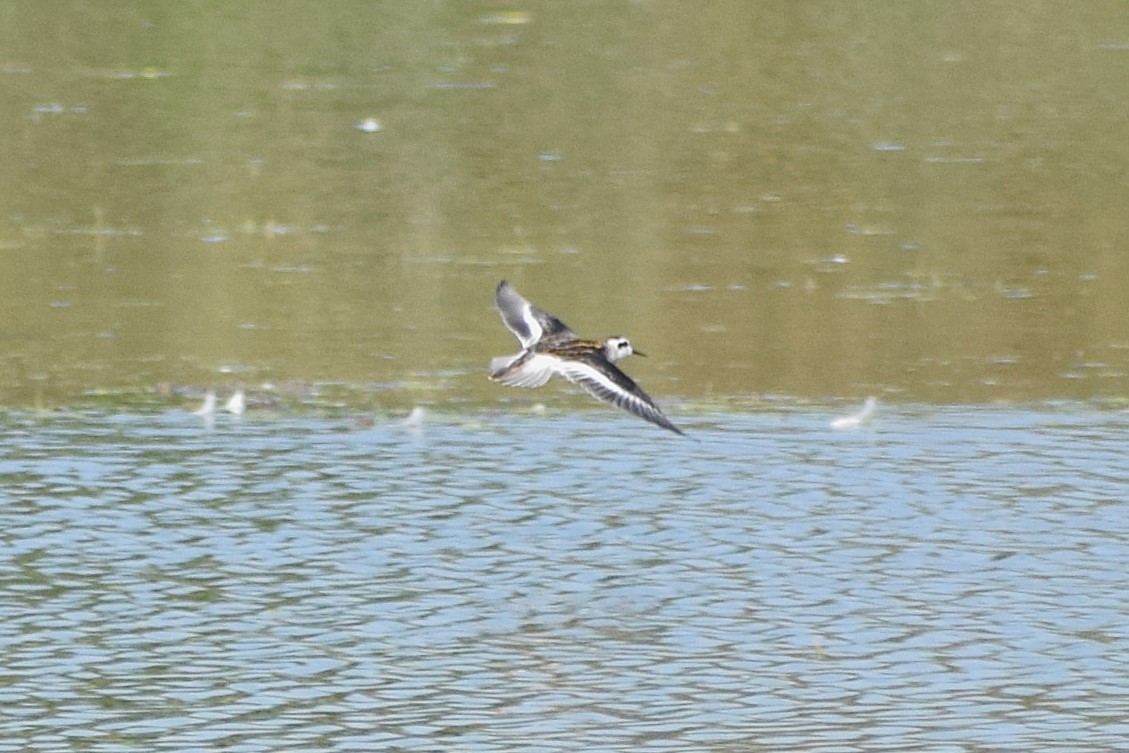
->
left=604, top=337, right=644, bottom=362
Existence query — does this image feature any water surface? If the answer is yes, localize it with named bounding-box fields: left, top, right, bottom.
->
left=2, top=404, right=1127, bottom=750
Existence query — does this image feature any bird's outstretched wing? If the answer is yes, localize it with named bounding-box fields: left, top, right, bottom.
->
left=494, top=280, right=575, bottom=349
left=556, top=354, right=684, bottom=435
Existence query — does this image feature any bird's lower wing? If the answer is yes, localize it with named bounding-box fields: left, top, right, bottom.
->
left=557, top=360, right=684, bottom=435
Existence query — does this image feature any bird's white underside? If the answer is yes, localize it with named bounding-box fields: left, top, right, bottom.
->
left=491, top=352, right=556, bottom=388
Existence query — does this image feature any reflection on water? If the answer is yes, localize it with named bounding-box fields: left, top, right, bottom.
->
left=2, top=406, right=1127, bottom=750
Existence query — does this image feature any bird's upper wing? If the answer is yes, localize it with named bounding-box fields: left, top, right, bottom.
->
left=495, top=280, right=574, bottom=349
left=556, top=355, right=684, bottom=435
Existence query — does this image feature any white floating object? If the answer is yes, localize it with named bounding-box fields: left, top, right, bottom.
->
left=224, top=389, right=245, bottom=416
left=193, top=391, right=216, bottom=417
left=831, top=396, right=878, bottom=430
left=401, top=406, right=426, bottom=428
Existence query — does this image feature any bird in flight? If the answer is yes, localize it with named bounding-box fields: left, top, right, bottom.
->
left=489, top=280, right=684, bottom=435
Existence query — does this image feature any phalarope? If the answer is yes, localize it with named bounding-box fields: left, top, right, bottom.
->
left=489, top=280, right=684, bottom=435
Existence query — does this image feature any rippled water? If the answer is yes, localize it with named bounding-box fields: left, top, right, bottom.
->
left=2, top=405, right=1127, bottom=751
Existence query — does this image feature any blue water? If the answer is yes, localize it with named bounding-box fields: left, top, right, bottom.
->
left=1, top=404, right=1127, bottom=751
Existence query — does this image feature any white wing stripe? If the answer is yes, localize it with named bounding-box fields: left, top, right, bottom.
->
left=495, top=282, right=545, bottom=348
left=556, top=360, right=682, bottom=433
left=557, top=360, right=625, bottom=396
left=517, top=301, right=543, bottom=348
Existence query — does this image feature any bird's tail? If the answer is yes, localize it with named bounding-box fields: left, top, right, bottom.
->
left=489, top=354, right=520, bottom=377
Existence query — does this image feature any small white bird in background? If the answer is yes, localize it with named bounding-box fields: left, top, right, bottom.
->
left=224, top=389, right=246, bottom=416
left=193, top=391, right=217, bottom=418
left=401, top=406, right=427, bottom=429
left=830, top=396, right=878, bottom=430
left=192, top=390, right=217, bottom=428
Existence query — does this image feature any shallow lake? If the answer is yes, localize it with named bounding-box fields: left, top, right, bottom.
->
left=2, top=403, right=1126, bottom=751
left=4, top=3, right=1129, bottom=407
left=4, top=4, right=1129, bottom=748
